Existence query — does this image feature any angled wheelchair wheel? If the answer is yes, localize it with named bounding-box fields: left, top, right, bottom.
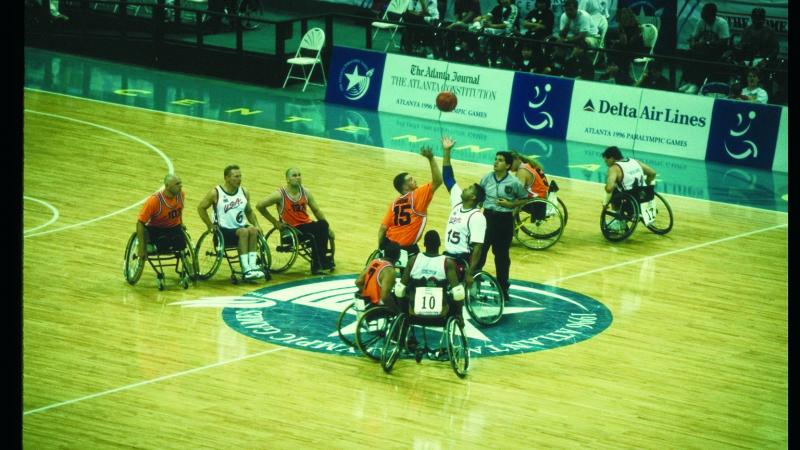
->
left=381, top=313, right=407, bottom=374
left=265, top=226, right=298, bottom=273
left=447, top=316, right=469, bottom=378
left=336, top=301, right=357, bottom=348
left=123, top=232, right=145, bottom=285
left=194, top=229, right=224, bottom=280
left=181, top=228, right=198, bottom=284
left=466, top=271, right=504, bottom=326
left=643, top=192, right=673, bottom=235
left=513, top=198, right=565, bottom=250
left=355, top=305, right=394, bottom=362
left=255, top=233, right=272, bottom=280
left=557, top=197, right=568, bottom=227
left=601, top=192, right=639, bottom=242
left=239, top=0, right=260, bottom=30
left=364, top=248, right=381, bottom=267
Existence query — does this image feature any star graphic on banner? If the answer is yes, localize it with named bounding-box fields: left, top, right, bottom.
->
left=345, top=66, right=368, bottom=91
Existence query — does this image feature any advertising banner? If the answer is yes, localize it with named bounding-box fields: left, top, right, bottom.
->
left=506, top=72, right=574, bottom=140
left=325, top=46, right=387, bottom=111
left=772, top=107, right=788, bottom=173
left=566, top=80, right=711, bottom=160
left=379, top=54, right=515, bottom=130
left=705, top=99, right=782, bottom=170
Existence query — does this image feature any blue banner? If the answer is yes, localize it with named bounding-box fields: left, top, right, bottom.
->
left=506, top=72, right=574, bottom=140
left=705, top=99, right=781, bottom=170
left=325, top=46, right=387, bottom=110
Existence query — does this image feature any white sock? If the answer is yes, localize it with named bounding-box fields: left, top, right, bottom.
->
left=240, top=255, right=251, bottom=272
left=248, top=252, right=258, bottom=271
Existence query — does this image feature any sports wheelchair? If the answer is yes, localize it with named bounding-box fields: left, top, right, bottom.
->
left=123, top=226, right=197, bottom=290
left=193, top=227, right=271, bottom=284
left=446, top=255, right=504, bottom=326
left=513, top=180, right=568, bottom=250
left=600, top=184, right=673, bottom=242
left=336, top=295, right=398, bottom=362
left=380, top=277, right=470, bottom=378
left=264, top=224, right=335, bottom=274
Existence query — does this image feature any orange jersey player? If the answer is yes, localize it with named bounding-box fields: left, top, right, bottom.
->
left=378, top=145, right=443, bottom=255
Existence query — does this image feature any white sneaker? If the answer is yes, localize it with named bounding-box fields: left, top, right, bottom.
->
left=244, top=269, right=263, bottom=280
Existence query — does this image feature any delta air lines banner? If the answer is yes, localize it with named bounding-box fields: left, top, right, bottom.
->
left=566, top=80, right=712, bottom=160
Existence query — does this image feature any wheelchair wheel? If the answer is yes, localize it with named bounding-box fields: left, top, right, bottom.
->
left=336, top=302, right=357, bottom=348
left=123, top=232, right=145, bottom=285
left=179, top=246, right=197, bottom=289
left=239, top=0, right=260, bottom=30
left=381, top=313, right=407, bottom=373
left=355, top=305, right=394, bottom=362
left=265, top=226, right=298, bottom=273
left=466, top=271, right=504, bottom=326
left=255, top=233, right=272, bottom=280
left=194, top=229, right=224, bottom=280
left=557, top=197, right=568, bottom=227
left=180, top=228, right=198, bottom=285
left=364, top=248, right=381, bottom=267
left=601, top=192, right=639, bottom=242
left=513, top=198, right=565, bottom=250
left=643, top=192, right=673, bottom=235
left=447, top=316, right=469, bottom=378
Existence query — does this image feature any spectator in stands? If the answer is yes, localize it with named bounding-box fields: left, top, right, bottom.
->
left=512, top=44, right=553, bottom=74
left=730, top=7, right=778, bottom=67
left=679, top=2, right=730, bottom=94
left=599, top=7, right=644, bottom=85
left=442, top=0, right=482, bottom=61
left=636, top=60, right=673, bottom=91
left=520, top=0, right=555, bottom=70
left=473, top=0, right=519, bottom=66
left=557, top=0, right=599, bottom=48
left=205, top=0, right=238, bottom=33
left=401, top=0, right=440, bottom=57
left=559, top=38, right=595, bottom=80
left=738, top=68, right=769, bottom=104
left=553, top=0, right=599, bottom=72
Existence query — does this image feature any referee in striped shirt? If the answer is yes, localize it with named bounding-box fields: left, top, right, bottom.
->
left=475, top=151, right=528, bottom=299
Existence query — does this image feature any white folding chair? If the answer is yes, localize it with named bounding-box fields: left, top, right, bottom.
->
left=631, top=23, right=658, bottom=84
left=282, top=27, right=327, bottom=92
left=592, top=14, right=608, bottom=65
left=371, top=0, right=411, bottom=52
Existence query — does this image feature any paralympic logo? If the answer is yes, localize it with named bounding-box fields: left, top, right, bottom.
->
left=338, top=59, right=374, bottom=101
left=172, top=275, right=613, bottom=358
left=523, top=82, right=555, bottom=131
left=724, top=110, right=759, bottom=160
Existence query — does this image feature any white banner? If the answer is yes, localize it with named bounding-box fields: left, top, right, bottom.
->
left=772, top=107, right=788, bottom=173
left=566, top=80, right=711, bottom=160
left=379, top=54, right=515, bottom=130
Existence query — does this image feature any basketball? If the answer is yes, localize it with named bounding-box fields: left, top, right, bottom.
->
left=436, top=91, right=457, bottom=112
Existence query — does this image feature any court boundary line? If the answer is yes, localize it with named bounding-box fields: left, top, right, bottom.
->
left=544, top=222, right=788, bottom=285
left=23, top=347, right=288, bottom=416
left=22, top=222, right=786, bottom=417
left=23, top=109, right=173, bottom=238
left=24, top=88, right=787, bottom=216
left=23, top=195, right=60, bottom=234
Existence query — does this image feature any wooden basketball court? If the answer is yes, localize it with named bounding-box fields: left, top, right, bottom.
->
left=23, top=89, right=787, bottom=448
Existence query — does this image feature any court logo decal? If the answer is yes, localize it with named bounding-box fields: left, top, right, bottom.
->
left=185, top=275, right=613, bottom=358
